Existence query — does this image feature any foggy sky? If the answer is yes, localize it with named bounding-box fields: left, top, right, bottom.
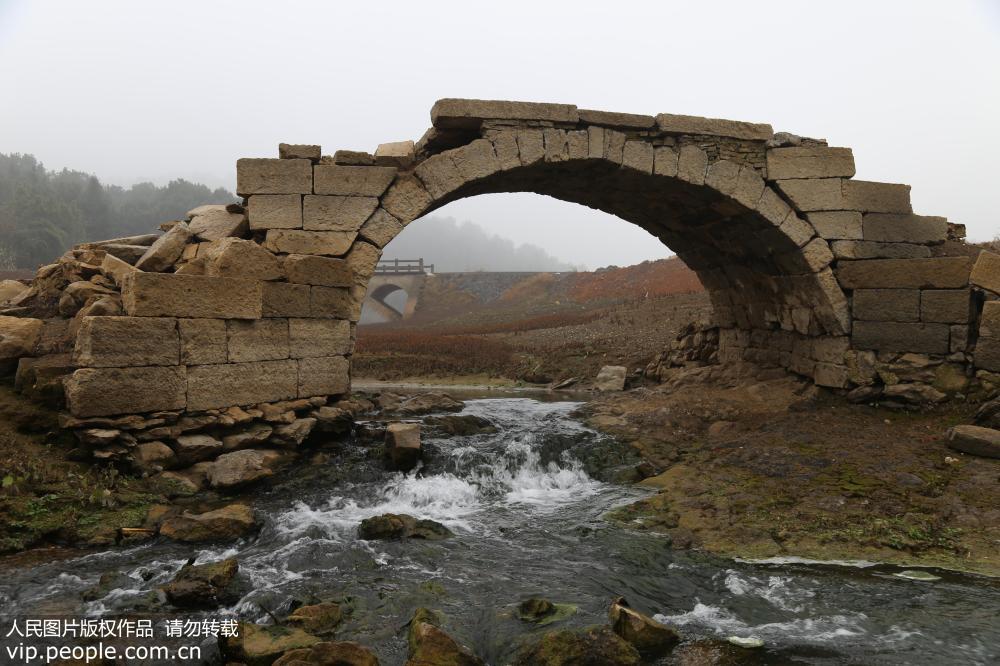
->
left=1, top=0, right=998, bottom=269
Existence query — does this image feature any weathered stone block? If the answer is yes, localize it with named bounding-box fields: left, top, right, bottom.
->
left=179, top=319, right=227, bottom=365
left=450, top=139, right=501, bottom=182
left=950, top=325, right=969, bottom=353
left=73, top=316, right=179, bottom=368
left=920, top=289, right=970, bottom=324
left=278, top=143, right=320, bottom=161
left=830, top=241, right=931, bottom=260
left=490, top=131, right=521, bottom=169
left=852, top=321, right=950, bottom=353
left=313, top=165, right=396, bottom=197
left=302, top=195, right=378, bottom=232
left=263, top=230, right=356, bottom=257
left=777, top=179, right=911, bottom=213
left=578, top=109, right=656, bottom=129
left=359, top=208, right=404, bottom=248
left=602, top=130, right=626, bottom=164
left=374, top=140, right=415, bottom=168
left=297, top=355, right=350, bottom=398
left=732, top=166, right=765, bottom=209
left=188, top=206, right=249, bottom=242
left=755, top=188, right=793, bottom=226
left=853, top=289, right=919, bottom=322
left=863, top=213, right=947, bottom=244
left=381, top=175, right=433, bottom=224
left=227, top=319, right=289, bottom=362
left=653, top=146, right=678, bottom=177
left=976, top=336, right=1000, bottom=372
left=621, top=140, right=654, bottom=173
left=122, top=273, right=263, bottom=319
left=311, top=286, right=360, bottom=319
left=414, top=152, right=465, bottom=199
left=135, top=223, right=193, bottom=272
left=262, top=282, right=311, bottom=318
left=970, top=251, right=1000, bottom=295
left=187, top=360, right=298, bottom=411
left=345, top=242, right=381, bottom=284
left=248, top=194, right=302, bottom=230
left=100, top=253, right=137, bottom=286
left=430, top=98, right=578, bottom=129
left=203, top=238, right=285, bottom=281
left=543, top=128, right=569, bottom=162
left=516, top=129, right=546, bottom=166
left=766, top=146, right=855, bottom=180
left=236, top=158, right=312, bottom=196
left=655, top=113, right=773, bottom=140
left=980, top=301, right=1000, bottom=338
left=836, top=257, right=971, bottom=289
left=705, top=160, right=740, bottom=195
left=811, top=336, right=851, bottom=364
left=805, top=212, right=862, bottom=240
left=332, top=150, right=374, bottom=166
left=66, top=366, right=186, bottom=417
left=676, top=146, right=708, bottom=185
left=814, top=362, right=850, bottom=388
left=289, top=319, right=351, bottom=358
left=283, top=254, right=353, bottom=287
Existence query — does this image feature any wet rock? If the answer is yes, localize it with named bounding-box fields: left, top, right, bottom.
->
left=551, top=376, right=581, bottom=390
left=314, top=405, right=354, bottom=433
left=358, top=513, right=453, bottom=541
left=595, top=365, right=628, bottom=391
left=386, top=422, right=422, bottom=471
left=947, top=425, right=1000, bottom=459
left=208, top=449, right=285, bottom=489
left=159, top=503, right=258, bottom=542
left=608, top=597, right=680, bottom=657
left=222, top=422, right=274, bottom=451
left=81, top=571, right=131, bottom=602
left=134, top=441, right=177, bottom=472
left=669, top=638, right=766, bottom=665
left=514, top=626, right=641, bottom=665
left=287, top=603, right=343, bottom=634
left=974, top=397, right=1000, bottom=429
left=271, top=417, right=317, bottom=448
left=273, top=641, right=380, bottom=666
left=172, top=433, right=223, bottom=464
left=382, top=392, right=465, bottom=415
left=516, top=597, right=577, bottom=626
left=222, top=623, right=321, bottom=666
left=407, top=607, right=484, bottom=666
left=161, top=557, right=240, bottom=609
left=423, top=414, right=497, bottom=437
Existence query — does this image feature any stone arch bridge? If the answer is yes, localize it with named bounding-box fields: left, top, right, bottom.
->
left=5, top=99, right=1000, bottom=436
left=363, top=259, right=432, bottom=322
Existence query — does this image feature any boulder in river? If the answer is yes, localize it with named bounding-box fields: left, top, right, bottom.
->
left=380, top=392, right=465, bottom=415
left=159, top=503, right=258, bottom=542
left=608, top=597, right=680, bottom=657
left=669, top=638, right=767, bottom=665
left=423, top=414, right=497, bottom=437
left=208, top=449, right=285, bottom=489
left=594, top=366, right=627, bottom=391
left=407, top=607, right=484, bottom=666
left=273, top=641, right=380, bottom=666
left=513, top=626, right=641, bottom=665
left=517, top=597, right=576, bottom=626
left=386, top=422, right=422, bottom=471
left=222, top=622, right=321, bottom=666
left=947, top=425, right=1000, bottom=459
left=287, top=602, right=343, bottom=634
left=358, top=513, right=453, bottom=541
left=161, top=557, right=241, bottom=609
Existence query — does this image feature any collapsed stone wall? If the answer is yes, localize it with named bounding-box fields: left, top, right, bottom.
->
left=1, top=98, right=999, bottom=465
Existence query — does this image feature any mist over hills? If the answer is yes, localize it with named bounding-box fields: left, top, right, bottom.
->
left=383, top=216, right=582, bottom=273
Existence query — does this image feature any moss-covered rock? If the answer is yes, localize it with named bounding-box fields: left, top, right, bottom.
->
left=273, top=641, right=380, bottom=666
left=221, top=623, right=321, bottom=666
left=608, top=596, right=679, bottom=657
left=513, top=626, right=641, bottom=666
left=406, top=607, right=483, bottom=666
left=287, top=602, right=343, bottom=634
left=161, top=557, right=241, bottom=609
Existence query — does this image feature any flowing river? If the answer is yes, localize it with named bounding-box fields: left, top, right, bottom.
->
left=2, top=396, right=999, bottom=664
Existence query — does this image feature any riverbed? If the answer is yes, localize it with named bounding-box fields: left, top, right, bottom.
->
left=2, top=396, right=998, bottom=664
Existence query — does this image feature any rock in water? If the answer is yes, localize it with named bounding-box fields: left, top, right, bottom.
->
left=608, top=597, right=680, bottom=657
left=423, top=414, right=497, bottom=436
left=273, top=641, right=380, bottom=666
left=894, top=570, right=941, bottom=581
left=357, top=513, right=453, bottom=541
left=514, top=626, right=641, bottom=665
left=222, top=623, right=321, bottom=665
left=386, top=422, right=422, bottom=471
left=287, top=603, right=343, bottom=634
left=161, top=557, right=240, bottom=609
left=947, top=425, right=1000, bottom=459
left=594, top=366, right=627, bottom=391
left=407, top=607, right=484, bottom=666
left=159, top=503, right=258, bottom=542
left=517, top=598, right=576, bottom=626
left=208, top=449, right=285, bottom=489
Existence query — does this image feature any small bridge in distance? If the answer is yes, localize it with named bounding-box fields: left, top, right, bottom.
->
left=363, top=259, right=435, bottom=322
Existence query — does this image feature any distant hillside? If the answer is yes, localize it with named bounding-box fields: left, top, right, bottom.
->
left=382, top=216, right=582, bottom=272
left=0, top=153, right=235, bottom=269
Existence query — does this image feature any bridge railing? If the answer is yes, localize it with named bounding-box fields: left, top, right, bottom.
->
left=374, top=259, right=434, bottom=275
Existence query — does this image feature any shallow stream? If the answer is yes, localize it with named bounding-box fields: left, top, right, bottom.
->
left=2, top=396, right=999, bottom=664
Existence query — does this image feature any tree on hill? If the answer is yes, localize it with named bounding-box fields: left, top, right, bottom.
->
left=0, top=153, right=235, bottom=269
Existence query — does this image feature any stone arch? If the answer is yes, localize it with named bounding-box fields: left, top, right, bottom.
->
left=52, top=98, right=982, bottom=421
